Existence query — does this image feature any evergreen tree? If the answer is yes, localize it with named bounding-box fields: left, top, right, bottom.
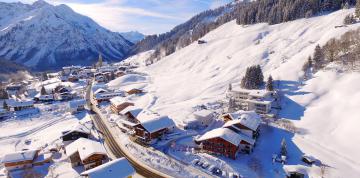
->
left=3, top=100, right=8, bottom=111
left=228, top=83, right=232, bottom=91
left=0, top=88, right=9, bottom=99
left=356, top=0, right=360, bottom=18
left=40, top=86, right=47, bottom=95
left=266, top=75, right=274, bottom=91
left=42, top=72, right=48, bottom=81
left=241, top=65, right=264, bottom=89
left=280, top=138, right=287, bottom=156
left=313, top=44, right=325, bottom=71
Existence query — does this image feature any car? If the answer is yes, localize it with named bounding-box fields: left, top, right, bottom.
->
left=208, top=165, right=216, bottom=172
left=191, top=159, right=200, bottom=166
left=201, top=162, right=209, bottom=169
left=211, top=167, right=222, bottom=176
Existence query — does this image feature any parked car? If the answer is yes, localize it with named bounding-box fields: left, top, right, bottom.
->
left=201, top=162, right=209, bottom=169
left=191, top=159, right=200, bottom=166
left=211, top=167, right=222, bottom=176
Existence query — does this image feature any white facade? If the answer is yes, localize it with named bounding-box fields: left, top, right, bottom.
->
left=181, top=110, right=214, bottom=129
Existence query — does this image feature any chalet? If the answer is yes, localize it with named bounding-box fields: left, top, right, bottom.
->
left=119, top=106, right=143, bottom=123
left=93, top=89, right=125, bottom=103
left=7, top=99, right=34, bottom=111
left=222, top=111, right=261, bottom=139
left=132, top=115, right=175, bottom=144
left=34, top=93, right=55, bottom=102
left=69, top=99, right=87, bottom=114
left=65, top=138, right=108, bottom=170
left=25, top=88, right=37, bottom=98
left=61, top=123, right=91, bottom=141
left=195, top=128, right=255, bottom=159
left=222, top=110, right=259, bottom=122
left=115, top=71, right=125, bottom=78
left=80, top=158, right=135, bottom=178
left=109, top=97, right=134, bottom=114
left=62, top=65, right=81, bottom=75
left=227, top=87, right=275, bottom=114
left=181, top=110, right=214, bottom=130
left=127, top=88, right=143, bottom=95
left=2, top=150, right=39, bottom=171
left=284, top=165, right=306, bottom=178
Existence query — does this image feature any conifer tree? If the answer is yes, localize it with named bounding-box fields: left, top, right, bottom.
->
left=280, top=138, right=287, bottom=156
left=266, top=75, right=274, bottom=91
left=3, top=100, right=8, bottom=111
left=40, top=86, right=47, bottom=95
left=356, top=0, right=360, bottom=18
left=313, top=44, right=325, bottom=71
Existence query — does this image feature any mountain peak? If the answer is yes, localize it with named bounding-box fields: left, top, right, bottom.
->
left=32, top=0, right=51, bottom=8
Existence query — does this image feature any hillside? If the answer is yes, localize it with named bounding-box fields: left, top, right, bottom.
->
left=125, top=9, right=360, bottom=177
left=0, top=0, right=132, bottom=71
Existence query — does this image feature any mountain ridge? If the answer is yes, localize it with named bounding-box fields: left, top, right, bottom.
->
left=0, top=0, right=133, bottom=71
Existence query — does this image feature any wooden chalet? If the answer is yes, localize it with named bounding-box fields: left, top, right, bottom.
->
left=2, top=150, right=39, bottom=171
left=115, top=71, right=125, bottom=78
left=119, top=106, right=143, bottom=123
left=65, top=138, right=108, bottom=170
left=195, top=128, right=255, bottom=159
left=132, top=115, right=175, bottom=144
left=69, top=99, right=86, bottom=114
left=109, top=97, right=134, bottom=114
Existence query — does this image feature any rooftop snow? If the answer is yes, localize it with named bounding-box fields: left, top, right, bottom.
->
left=69, top=99, right=86, bottom=108
left=109, top=96, right=132, bottom=106
left=2, top=150, right=38, bottom=163
left=223, top=111, right=261, bottom=131
left=65, top=138, right=107, bottom=161
left=119, top=106, right=143, bottom=117
left=140, top=116, right=175, bottom=133
left=197, top=127, right=255, bottom=146
left=80, top=158, right=135, bottom=178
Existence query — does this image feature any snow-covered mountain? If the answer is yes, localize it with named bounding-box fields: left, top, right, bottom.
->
left=120, top=31, right=145, bottom=44
left=124, top=9, right=360, bottom=178
left=0, top=0, right=133, bottom=71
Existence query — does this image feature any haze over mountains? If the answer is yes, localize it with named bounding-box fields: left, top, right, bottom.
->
left=0, top=0, right=133, bottom=71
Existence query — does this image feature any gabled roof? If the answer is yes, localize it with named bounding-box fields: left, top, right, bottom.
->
left=80, top=158, right=135, bottom=178
left=2, top=150, right=38, bottom=163
left=196, top=128, right=255, bottom=146
left=94, top=88, right=108, bottom=95
left=65, top=138, right=107, bottom=161
left=223, top=111, right=261, bottom=131
left=109, top=96, right=131, bottom=106
left=62, top=123, right=91, bottom=136
left=7, top=99, right=34, bottom=107
left=193, top=110, right=213, bottom=118
left=140, top=116, right=175, bottom=133
left=119, top=106, right=142, bottom=117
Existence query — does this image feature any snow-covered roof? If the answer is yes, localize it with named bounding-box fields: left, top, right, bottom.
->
left=65, top=138, right=107, bottom=161
left=0, top=108, right=7, bottom=114
left=231, top=88, right=273, bottom=98
left=140, top=116, right=175, bottom=133
left=223, top=111, right=261, bottom=131
left=193, top=110, right=213, bottom=118
left=196, top=128, right=255, bottom=146
left=94, top=88, right=108, bottom=95
left=119, top=106, right=142, bottom=117
left=110, top=96, right=131, bottom=106
left=69, top=99, right=86, bottom=108
left=80, top=158, right=135, bottom=178
left=7, top=99, right=34, bottom=107
left=224, top=110, right=260, bottom=120
left=2, top=150, right=39, bottom=163
left=62, top=123, right=91, bottom=136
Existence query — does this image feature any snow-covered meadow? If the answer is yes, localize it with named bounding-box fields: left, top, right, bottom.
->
left=122, top=8, right=360, bottom=177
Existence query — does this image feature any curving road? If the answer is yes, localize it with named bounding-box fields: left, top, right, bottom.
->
left=85, top=84, right=168, bottom=178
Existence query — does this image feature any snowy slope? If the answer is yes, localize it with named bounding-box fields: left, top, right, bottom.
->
left=126, top=9, right=360, bottom=177
left=0, top=0, right=132, bottom=70
left=120, top=31, right=145, bottom=44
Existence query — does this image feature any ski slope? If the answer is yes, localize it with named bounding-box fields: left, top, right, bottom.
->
left=126, top=8, right=360, bottom=177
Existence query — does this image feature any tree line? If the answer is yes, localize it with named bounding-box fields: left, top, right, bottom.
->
left=303, top=27, right=360, bottom=79
left=131, top=0, right=357, bottom=65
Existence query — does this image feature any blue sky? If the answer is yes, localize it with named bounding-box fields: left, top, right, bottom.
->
left=2, top=0, right=232, bottom=34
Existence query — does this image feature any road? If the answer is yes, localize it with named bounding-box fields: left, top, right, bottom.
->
left=85, top=84, right=168, bottom=178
